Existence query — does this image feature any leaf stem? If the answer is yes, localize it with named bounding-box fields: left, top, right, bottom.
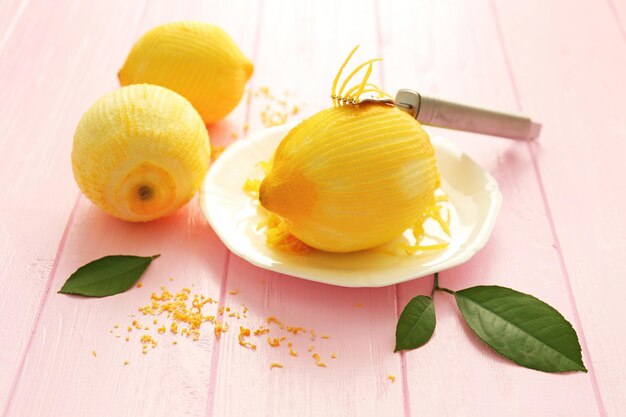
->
left=431, top=272, right=439, bottom=297
left=432, top=272, right=455, bottom=295
left=436, top=286, right=456, bottom=295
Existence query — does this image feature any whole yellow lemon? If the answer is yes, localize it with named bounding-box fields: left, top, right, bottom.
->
left=118, top=21, right=253, bottom=124
left=259, top=104, right=439, bottom=253
left=72, top=84, right=211, bottom=222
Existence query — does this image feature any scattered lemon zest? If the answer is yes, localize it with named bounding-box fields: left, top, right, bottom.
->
left=287, top=326, right=306, bottom=335
left=388, top=375, right=396, bottom=383
left=115, top=285, right=338, bottom=369
left=136, top=282, right=143, bottom=288
left=270, top=363, right=284, bottom=369
left=268, top=337, right=281, bottom=347
left=228, top=288, right=239, bottom=295
left=214, top=321, right=226, bottom=338
left=92, top=350, right=97, bottom=358
left=238, top=327, right=257, bottom=350
left=312, top=353, right=327, bottom=367
left=267, top=316, right=285, bottom=329
left=254, top=328, right=270, bottom=336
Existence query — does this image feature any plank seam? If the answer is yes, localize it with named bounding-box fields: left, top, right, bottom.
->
left=0, top=0, right=33, bottom=56
left=204, top=251, right=231, bottom=417
left=203, top=1, right=265, bottom=415
left=394, top=284, right=413, bottom=417
left=0, top=193, right=82, bottom=417
left=488, top=1, right=607, bottom=415
left=606, top=0, right=626, bottom=42
left=0, top=2, right=150, bottom=412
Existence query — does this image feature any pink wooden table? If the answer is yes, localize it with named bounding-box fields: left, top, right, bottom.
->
left=1, top=1, right=625, bottom=416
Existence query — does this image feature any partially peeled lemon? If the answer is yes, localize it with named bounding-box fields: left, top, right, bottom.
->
left=72, top=84, right=211, bottom=222
left=118, top=21, right=253, bottom=124
left=259, top=104, right=439, bottom=252
left=257, top=47, right=440, bottom=253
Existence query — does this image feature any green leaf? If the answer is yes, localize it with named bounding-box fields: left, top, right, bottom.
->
left=58, top=254, right=160, bottom=297
left=395, top=295, right=436, bottom=352
left=454, top=285, right=587, bottom=373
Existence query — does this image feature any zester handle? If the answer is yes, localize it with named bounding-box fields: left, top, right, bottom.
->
left=395, top=89, right=541, bottom=140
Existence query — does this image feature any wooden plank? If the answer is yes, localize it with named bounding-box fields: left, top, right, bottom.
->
left=493, top=0, right=626, bottom=414
left=379, top=0, right=601, bottom=415
left=5, top=200, right=228, bottom=417
left=606, top=0, right=626, bottom=41
left=0, top=0, right=147, bottom=407
left=2, top=1, right=261, bottom=416
left=0, top=0, right=28, bottom=51
left=209, top=2, right=406, bottom=416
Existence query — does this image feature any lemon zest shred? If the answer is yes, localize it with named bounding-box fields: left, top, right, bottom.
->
left=242, top=179, right=261, bottom=197
left=238, top=326, right=256, bottom=350
left=266, top=316, right=285, bottom=329
left=337, top=58, right=383, bottom=99
left=268, top=337, right=281, bottom=347
left=214, top=321, right=226, bottom=338
left=312, top=353, right=327, bottom=368
left=332, top=45, right=360, bottom=102
left=270, top=362, right=284, bottom=369
left=253, top=328, right=270, bottom=336
left=286, top=326, right=306, bottom=335
left=401, top=193, right=452, bottom=254
left=343, top=83, right=390, bottom=98
left=351, top=63, right=374, bottom=100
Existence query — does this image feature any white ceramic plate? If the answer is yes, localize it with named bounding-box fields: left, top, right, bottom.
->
left=200, top=123, right=501, bottom=287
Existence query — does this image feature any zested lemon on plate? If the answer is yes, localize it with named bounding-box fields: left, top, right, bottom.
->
left=259, top=104, right=440, bottom=253
left=72, top=84, right=211, bottom=222
left=118, top=21, right=253, bottom=124
left=258, top=48, right=440, bottom=253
